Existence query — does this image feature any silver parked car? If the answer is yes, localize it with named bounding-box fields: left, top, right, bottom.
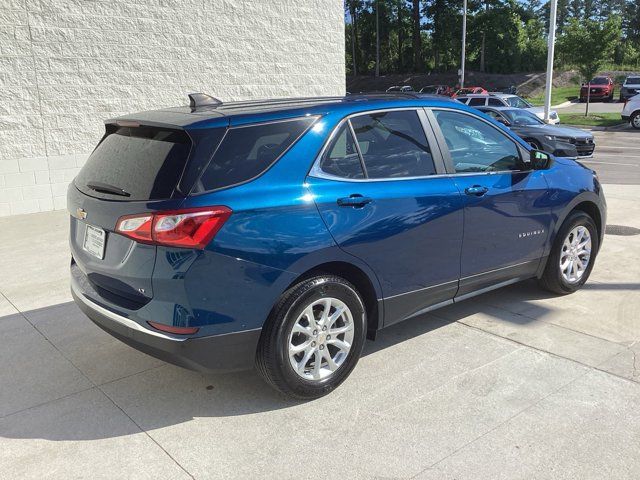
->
left=457, top=93, right=560, bottom=125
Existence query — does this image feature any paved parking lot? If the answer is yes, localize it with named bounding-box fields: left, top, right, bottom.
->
left=1, top=130, right=639, bottom=479
left=583, top=128, right=640, bottom=184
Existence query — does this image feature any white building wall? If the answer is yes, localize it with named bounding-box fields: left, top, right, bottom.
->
left=0, top=0, right=345, bottom=216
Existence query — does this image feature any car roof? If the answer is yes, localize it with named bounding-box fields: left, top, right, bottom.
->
left=107, top=94, right=460, bottom=129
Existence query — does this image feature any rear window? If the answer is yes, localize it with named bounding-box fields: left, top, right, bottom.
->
left=193, top=117, right=315, bottom=192
left=75, top=126, right=192, bottom=201
left=626, top=77, right=640, bottom=84
left=468, top=98, right=486, bottom=106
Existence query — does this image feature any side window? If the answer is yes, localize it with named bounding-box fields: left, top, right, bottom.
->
left=488, top=98, right=503, bottom=106
left=468, top=98, right=487, bottom=106
left=196, top=118, right=315, bottom=192
left=350, top=110, right=436, bottom=178
left=433, top=110, right=522, bottom=173
left=483, top=110, right=504, bottom=122
left=319, top=124, right=364, bottom=179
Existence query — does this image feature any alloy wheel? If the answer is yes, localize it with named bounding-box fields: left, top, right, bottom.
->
left=288, top=297, right=354, bottom=381
left=559, top=226, right=592, bottom=284
left=633, top=114, right=640, bottom=129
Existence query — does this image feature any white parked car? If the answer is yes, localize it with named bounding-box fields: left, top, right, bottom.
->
left=456, top=93, right=560, bottom=124
left=620, top=76, right=640, bottom=102
left=622, top=94, right=640, bottom=129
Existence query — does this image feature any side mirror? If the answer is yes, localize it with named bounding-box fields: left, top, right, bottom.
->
left=495, top=117, right=509, bottom=126
left=530, top=149, right=552, bottom=170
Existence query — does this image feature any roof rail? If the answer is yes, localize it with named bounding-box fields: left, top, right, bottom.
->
left=188, top=93, right=223, bottom=109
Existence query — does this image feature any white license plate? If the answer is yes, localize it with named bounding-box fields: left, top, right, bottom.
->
left=83, top=224, right=106, bottom=259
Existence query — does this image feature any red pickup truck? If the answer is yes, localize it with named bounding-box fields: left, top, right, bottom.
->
left=580, top=76, right=615, bottom=102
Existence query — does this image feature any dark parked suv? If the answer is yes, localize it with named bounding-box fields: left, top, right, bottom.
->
left=70, top=94, right=606, bottom=399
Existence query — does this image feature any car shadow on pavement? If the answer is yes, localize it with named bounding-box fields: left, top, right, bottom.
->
left=4, top=278, right=631, bottom=441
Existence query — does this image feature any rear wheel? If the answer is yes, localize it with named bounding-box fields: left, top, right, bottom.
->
left=256, top=275, right=366, bottom=399
left=539, top=211, right=598, bottom=294
left=631, top=112, right=640, bottom=130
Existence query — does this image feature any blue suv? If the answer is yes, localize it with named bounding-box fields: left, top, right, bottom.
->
left=69, top=93, right=606, bottom=398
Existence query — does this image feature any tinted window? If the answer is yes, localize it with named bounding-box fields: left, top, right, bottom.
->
left=503, top=109, right=544, bottom=126
left=196, top=118, right=315, bottom=192
left=75, top=126, right=192, bottom=201
left=488, top=98, right=503, bottom=106
left=433, top=110, right=521, bottom=173
left=590, top=77, right=608, bottom=85
left=482, top=110, right=507, bottom=123
left=468, top=97, right=487, bottom=106
left=350, top=110, right=436, bottom=178
left=319, top=124, right=364, bottom=179
left=626, top=77, right=640, bottom=84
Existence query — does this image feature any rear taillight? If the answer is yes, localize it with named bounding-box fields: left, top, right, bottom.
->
left=115, top=206, right=231, bottom=249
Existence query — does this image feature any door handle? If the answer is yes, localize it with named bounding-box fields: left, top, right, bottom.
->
left=464, top=185, right=489, bottom=196
left=337, top=194, right=372, bottom=208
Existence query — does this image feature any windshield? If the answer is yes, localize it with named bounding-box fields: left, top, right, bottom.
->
left=503, top=110, right=545, bottom=126
left=504, top=96, right=532, bottom=108
left=590, top=77, right=608, bottom=85
left=626, top=77, right=640, bottom=85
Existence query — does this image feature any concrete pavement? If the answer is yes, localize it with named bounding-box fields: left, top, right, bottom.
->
left=1, top=137, right=639, bottom=478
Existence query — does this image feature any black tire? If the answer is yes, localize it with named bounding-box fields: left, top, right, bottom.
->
left=631, top=111, right=640, bottom=130
left=538, top=211, right=599, bottom=295
left=256, top=275, right=366, bottom=399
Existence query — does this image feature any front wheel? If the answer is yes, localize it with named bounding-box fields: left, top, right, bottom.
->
left=256, top=275, right=366, bottom=399
left=538, top=211, right=599, bottom=294
left=631, top=112, right=640, bottom=130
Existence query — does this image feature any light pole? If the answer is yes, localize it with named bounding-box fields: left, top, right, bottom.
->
left=460, top=0, right=467, bottom=88
left=543, top=0, right=558, bottom=123
left=375, top=0, right=380, bottom=77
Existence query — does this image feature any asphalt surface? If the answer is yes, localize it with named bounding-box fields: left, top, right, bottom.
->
left=584, top=127, right=640, bottom=185
left=559, top=99, right=624, bottom=114
left=1, top=132, right=639, bottom=479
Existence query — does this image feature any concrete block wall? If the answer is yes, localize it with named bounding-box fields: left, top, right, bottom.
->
left=0, top=0, right=346, bottom=216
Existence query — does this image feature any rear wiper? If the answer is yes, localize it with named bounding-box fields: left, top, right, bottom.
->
left=86, top=181, right=131, bottom=197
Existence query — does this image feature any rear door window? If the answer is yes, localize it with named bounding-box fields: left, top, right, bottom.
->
left=194, top=117, right=315, bottom=192
left=75, top=126, right=192, bottom=201
left=350, top=110, right=436, bottom=178
left=319, top=124, right=365, bottom=179
left=488, top=98, right=503, bottom=106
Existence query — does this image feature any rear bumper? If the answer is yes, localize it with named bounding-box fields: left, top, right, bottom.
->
left=71, top=276, right=261, bottom=373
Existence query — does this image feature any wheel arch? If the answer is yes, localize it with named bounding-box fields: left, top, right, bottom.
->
left=550, top=194, right=605, bottom=252
left=284, top=261, right=383, bottom=340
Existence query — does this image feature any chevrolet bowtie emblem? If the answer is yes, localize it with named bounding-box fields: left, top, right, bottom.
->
left=76, top=207, right=87, bottom=220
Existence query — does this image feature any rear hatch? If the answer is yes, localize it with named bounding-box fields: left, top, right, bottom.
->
left=68, top=121, right=224, bottom=309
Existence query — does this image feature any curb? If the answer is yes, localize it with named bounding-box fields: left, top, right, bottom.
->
left=552, top=99, right=579, bottom=109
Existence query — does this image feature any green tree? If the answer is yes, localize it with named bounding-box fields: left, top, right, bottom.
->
left=558, top=16, right=623, bottom=82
